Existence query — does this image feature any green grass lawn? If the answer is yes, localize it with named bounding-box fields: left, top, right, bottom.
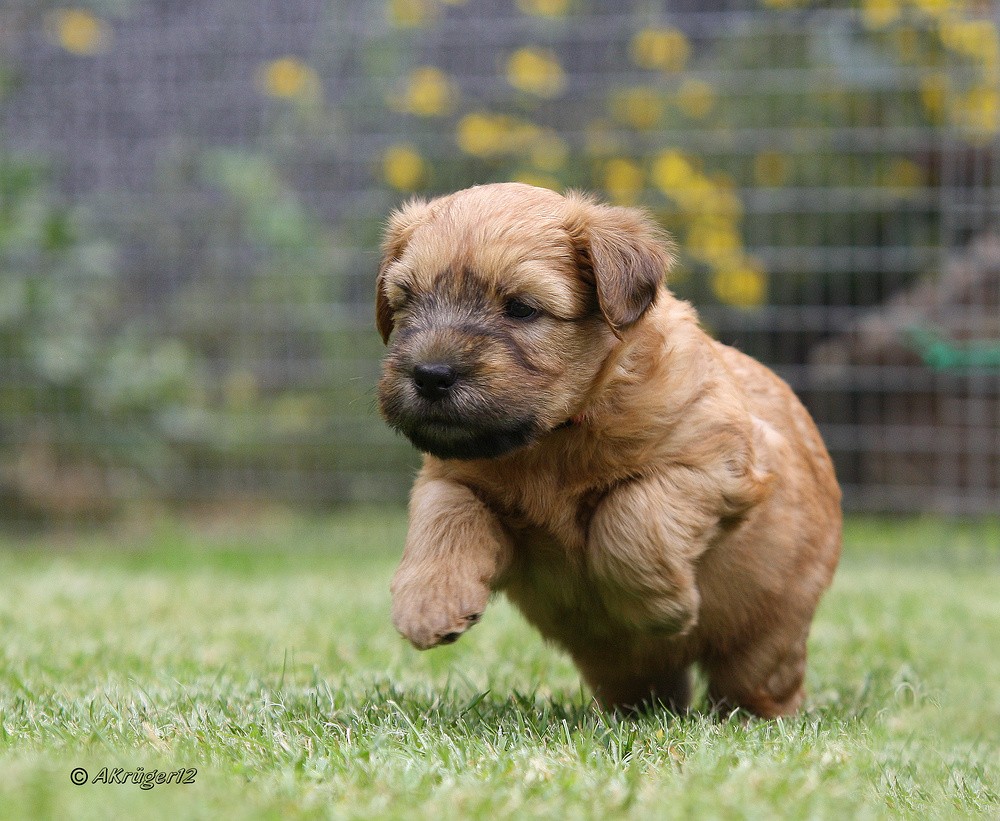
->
left=1, top=511, right=998, bottom=820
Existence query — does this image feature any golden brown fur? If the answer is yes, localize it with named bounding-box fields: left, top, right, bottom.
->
left=376, top=182, right=841, bottom=717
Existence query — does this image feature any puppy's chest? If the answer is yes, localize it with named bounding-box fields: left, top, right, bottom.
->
left=472, top=469, right=643, bottom=644
left=485, top=479, right=605, bottom=556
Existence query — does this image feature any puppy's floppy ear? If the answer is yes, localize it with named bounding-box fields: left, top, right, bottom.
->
left=564, top=192, right=675, bottom=337
left=376, top=197, right=432, bottom=344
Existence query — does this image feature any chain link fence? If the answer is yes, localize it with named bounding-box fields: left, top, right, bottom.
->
left=1, top=0, right=998, bottom=521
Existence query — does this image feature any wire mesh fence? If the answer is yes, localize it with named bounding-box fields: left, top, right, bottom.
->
left=1, top=0, right=998, bottom=521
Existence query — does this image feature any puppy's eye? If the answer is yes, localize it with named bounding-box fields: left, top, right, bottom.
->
left=504, top=298, right=538, bottom=320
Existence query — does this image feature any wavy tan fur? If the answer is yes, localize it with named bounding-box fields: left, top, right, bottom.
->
left=376, top=183, right=841, bottom=717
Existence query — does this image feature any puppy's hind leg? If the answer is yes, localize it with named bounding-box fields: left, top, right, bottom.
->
left=577, top=656, right=692, bottom=714
left=702, top=623, right=810, bottom=719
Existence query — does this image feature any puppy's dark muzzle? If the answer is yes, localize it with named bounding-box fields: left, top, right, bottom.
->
left=411, top=363, right=457, bottom=401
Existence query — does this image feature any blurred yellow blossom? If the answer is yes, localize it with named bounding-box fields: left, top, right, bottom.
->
left=457, top=113, right=504, bottom=156
left=753, top=151, right=792, bottom=187
left=676, top=79, right=716, bottom=120
left=603, top=159, right=644, bottom=204
left=651, top=150, right=696, bottom=194
left=706, top=175, right=744, bottom=219
left=860, top=0, right=900, bottom=30
left=712, top=261, right=767, bottom=308
left=257, top=57, right=320, bottom=100
left=687, top=222, right=742, bottom=265
left=951, top=85, right=1000, bottom=140
left=911, top=0, right=958, bottom=21
left=675, top=175, right=717, bottom=211
left=650, top=147, right=755, bottom=303
left=391, top=67, right=457, bottom=116
left=882, top=158, right=924, bottom=189
left=610, top=86, right=665, bottom=130
left=517, top=0, right=571, bottom=17
left=389, top=0, right=438, bottom=27
left=456, top=113, right=540, bottom=157
left=506, top=48, right=567, bottom=98
left=383, top=144, right=427, bottom=190
left=630, top=27, right=690, bottom=72
left=455, top=111, right=569, bottom=165
left=939, top=19, right=1000, bottom=67
left=46, top=9, right=110, bottom=55
left=920, top=72, right=948, bottom=123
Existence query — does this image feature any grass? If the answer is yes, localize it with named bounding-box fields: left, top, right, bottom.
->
left=0, top=511, right=998, bottom=820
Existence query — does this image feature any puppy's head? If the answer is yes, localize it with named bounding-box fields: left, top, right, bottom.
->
left=376, top=183, right=675, bottom=460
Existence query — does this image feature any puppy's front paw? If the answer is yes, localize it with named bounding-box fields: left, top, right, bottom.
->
left=390, top=573, right=490, bottom=650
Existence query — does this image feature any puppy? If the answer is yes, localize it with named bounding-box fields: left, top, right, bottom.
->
left=376, top=183, right=841, bottom=717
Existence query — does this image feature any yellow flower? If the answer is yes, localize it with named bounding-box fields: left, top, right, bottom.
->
left=506, top=48, right=566, bottom=98
left=704, top=177, right=744, bottom=220
left=712, top=261, right=767, bottom=308
left=383, top=144, right=427, bottom=190
left=457, top=113, right=502, bottom=156
left=939, top=19, right=1000, bottom=66
left=882, top=158, right=924, bottom=189
left=610, top=86, right=665, bottom=130
left=911, top=0, right=955, bottom=20
left=860, top=0, right=900, bottom=30
left=687, top=221, right=742, bottom=265
left=678, top=176, right=716, bottom=211
left=516, top=0, right=571, bottom=17
left=392, top=67, right=456, bottom=116
left=651, top=150, right=696, bottom=193
left=920, top=72, right=948, bottom=123
left=952, top=85, right=1000, bottom=139
left=753, top=151, right=791, bottom=187
left=603, top=158, right=644, bottom=204
left=388, top=0, right=438, bottom=27
left=45, top=9, right=110, bottom=55
left=456, top=113, right=539, bottom=157
left=676, top=79, right=716, bottom=120
left=257, top=57, right=320, bottom=100
left=630, top=27, right=690, bottom=73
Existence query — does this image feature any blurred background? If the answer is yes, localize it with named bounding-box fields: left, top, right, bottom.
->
left=0, top=0, right=997, bottom=524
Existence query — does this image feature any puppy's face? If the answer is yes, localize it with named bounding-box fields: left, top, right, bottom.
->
left=376, top=183, right=674, bottom=460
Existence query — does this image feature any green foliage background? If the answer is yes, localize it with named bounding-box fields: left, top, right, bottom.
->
left=1, top=0, right=997, bottom=518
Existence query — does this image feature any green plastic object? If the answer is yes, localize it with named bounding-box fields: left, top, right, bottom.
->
left=905, top=326, right=1000, bottom=371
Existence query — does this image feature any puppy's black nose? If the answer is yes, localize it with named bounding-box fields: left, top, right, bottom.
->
left=412, top=363, right=457, bottom=400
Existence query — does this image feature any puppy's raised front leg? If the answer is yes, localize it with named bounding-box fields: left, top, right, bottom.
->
left=588, top=472, right=718, bottom=636
left=391, top=475, right=513, bottom=649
